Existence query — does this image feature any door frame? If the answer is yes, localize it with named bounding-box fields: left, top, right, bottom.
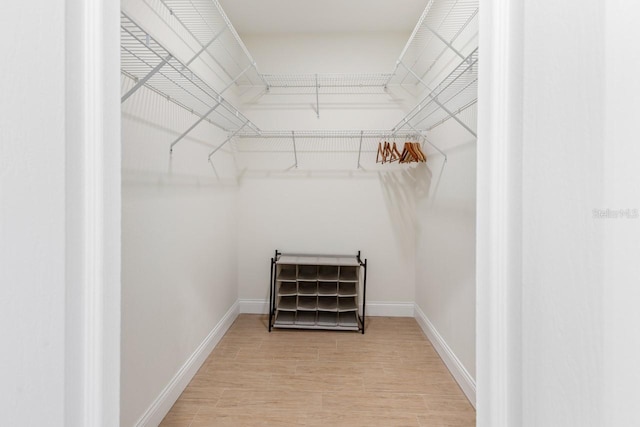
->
left=477, top=1, right=524, bottom=426
left=64, top=0, right=121, bottom=425
left=70, top=0, right=526, bottom=424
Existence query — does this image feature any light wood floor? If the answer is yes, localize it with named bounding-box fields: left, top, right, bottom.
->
left=160, top=314, right=475, bottom=427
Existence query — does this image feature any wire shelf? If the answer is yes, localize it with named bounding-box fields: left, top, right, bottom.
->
left=263, top=73, right=392, bottom=91
left=393, top=48, right=478, bottom=136
left=120, top=13, right=259, bottom=134
left=235, top=130, right=420, bottom=140
left=387, top=0, right=478, bottom=88
left=159, top=0, right=266, bottom=89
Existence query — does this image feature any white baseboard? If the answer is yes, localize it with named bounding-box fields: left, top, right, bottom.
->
left=239, top=299, right=270, bottom=314
left=239, top=299, right=413, bottom=317
left=365, top=301, right=415, bottom=317
left=134, top=302, right=240, bottom=427
left=414, top=304, right=476, bottom=408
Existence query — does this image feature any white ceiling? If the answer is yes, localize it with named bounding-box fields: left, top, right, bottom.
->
left=218, top=0, right=429, bottom=35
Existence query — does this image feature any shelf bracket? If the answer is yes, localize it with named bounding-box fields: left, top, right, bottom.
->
left=420, top=132, right=448, bottom=163
left=207, top=121, right=249, bottom=160
left=357, top=130, right=364, bottom=168
left=121, top=54, right=172, bottom=103
left=170, top=99, right=223, bottom=153
left=423, top=24, right=467, bottom=63
left=398, top=61, right=432, bottom=90
left=185, top=26, right=228, bottom=66
left=222, top=63, right=254, bottom=94
left=425, top=95, right=477, bottom=138
left=315, top=74, right=320, bottom=118
left=387, top=0, right=435, bottom=87
left=291, top=131, right=298, bottom=168
left=396, top=61, right=477, bottom=138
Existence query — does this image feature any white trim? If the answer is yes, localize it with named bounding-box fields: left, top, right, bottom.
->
left=365, top=301, right=414, bottom=317
left=134, top=302, right=240, bottom=427
left=414, top=304, right=476, bottom=407
left=64, top=1, right=121, bottom=426
left=239, top=299, right=414, bottom=317
left=239, top=299, right=270, bottom=314
left=477, top=0, right=524, bottom=426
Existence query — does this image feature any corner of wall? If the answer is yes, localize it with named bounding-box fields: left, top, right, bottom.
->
left=133, top=302, right=239, bottom=427
left=414, top=303, right=476, bottom=408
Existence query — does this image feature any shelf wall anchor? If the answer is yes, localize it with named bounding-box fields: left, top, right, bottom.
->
left=292, top=131, right=298, bottom=168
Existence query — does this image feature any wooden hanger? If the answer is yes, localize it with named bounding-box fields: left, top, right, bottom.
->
left=376, top=141, right=385, bottom=163
left=414, top=143, right=427, bottom=162
left=389, top=142, right=401, bottom=162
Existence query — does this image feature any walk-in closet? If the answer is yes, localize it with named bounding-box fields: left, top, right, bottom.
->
left=120, top=0, right=477, bottom=425
left=6, top=0, right=640, bottom=426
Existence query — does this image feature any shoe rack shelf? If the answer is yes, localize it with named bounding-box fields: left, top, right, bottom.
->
left=268, top=251, right=367, bottom=334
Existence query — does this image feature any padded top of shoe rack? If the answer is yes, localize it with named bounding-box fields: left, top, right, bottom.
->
left=277, top=254, right=360, bottom=266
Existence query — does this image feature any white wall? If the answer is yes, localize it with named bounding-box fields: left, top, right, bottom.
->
left=414, top=119, right=477, bottom=383
left=478, top=1, right=640, bottom=426
left=411, top=13, right=479, bottom=404
left=520, top=1, right=605, bottom=426
left=120, top=2, right=240, bottom=426
left=1, top=1, right=121, bottom=425
left=0, top=2, right=66, bottom=425
left=235, top=32, right=419, bottom=313
left=603, top=4, right=640, bottom=426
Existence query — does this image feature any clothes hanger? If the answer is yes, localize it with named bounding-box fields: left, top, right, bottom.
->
left=376, top=140, right=385, bottom=163
left=414, top=142, right=427, bottom=162
left=389, top=139, right=401, bottom=162
left=400, top=142, right=410, bottom=163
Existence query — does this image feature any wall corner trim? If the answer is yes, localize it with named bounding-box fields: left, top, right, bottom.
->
left=414, top=304, right=476, bottom=407
left=134, top=301, right=240, bottom=427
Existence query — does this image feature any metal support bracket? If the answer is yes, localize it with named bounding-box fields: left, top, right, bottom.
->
left=397, top=61, right=477, bottom=138
left=121, top=54, right=172, bottom=103
left=207, top=122, right=249, bottom=160
left=185, top=26, right=227, bottom=66
left=291, top=131, right=298, bottom=168
left=423, top=23, right=468, bottom=63
left=170, top=99, right=223, bottom=153
left=398, top=61, right=432, bottom=91
left=357, top=130, right=364, bottom=168
left=315, top=74, right=320, bottom=118
left=168, top=64, right=254, bottom=153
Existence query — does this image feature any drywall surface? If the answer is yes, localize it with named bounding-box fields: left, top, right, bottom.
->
left=414, top=123, right=477, bottom=381
left=121, top=79, right=239, bottom=426
left=242, top=32, right=407, bottom=74
left=519, top=1, right=606, bottom=426
left=517, top=1, right=640, bottom=426
left=120, top=3, right=240, bottom=425
left=237, top=170, right=418, bottom=306
left=235, top=32, right=417, bottom=308
left=603, top=3, right=640, bottom=426
left=0, top=1, right=66, bottom=425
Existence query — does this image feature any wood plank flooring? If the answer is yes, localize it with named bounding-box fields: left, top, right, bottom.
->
left=160, top=314, right=475, bottom=427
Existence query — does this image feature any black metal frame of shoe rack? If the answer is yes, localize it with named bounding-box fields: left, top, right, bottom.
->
left=268, top=250, right=367, bottom=334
